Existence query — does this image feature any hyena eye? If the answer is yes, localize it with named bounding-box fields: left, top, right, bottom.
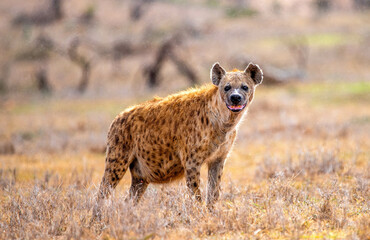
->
left=241, top=85, right=249, bottom=91
left=224, top=85, right=231, bottom=91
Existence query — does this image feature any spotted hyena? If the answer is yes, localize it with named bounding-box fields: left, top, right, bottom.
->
left=95, top=62, right=263, bottom=209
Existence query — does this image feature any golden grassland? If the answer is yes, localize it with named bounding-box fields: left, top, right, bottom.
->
left=0, top=81, right=369, bottom=239
left=0, top=0, right=369, bottom=238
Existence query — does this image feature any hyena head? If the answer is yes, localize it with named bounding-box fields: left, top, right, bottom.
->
left=211, top=62, right=263, bottom=113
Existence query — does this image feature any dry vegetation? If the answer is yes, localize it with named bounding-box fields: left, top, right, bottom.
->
left=0, top=0, right=369, bottom=239
left=1, top=81, right=369, bottom=239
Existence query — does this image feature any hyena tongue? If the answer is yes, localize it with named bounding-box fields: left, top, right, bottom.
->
left=229, top=105, right=244, bottom=110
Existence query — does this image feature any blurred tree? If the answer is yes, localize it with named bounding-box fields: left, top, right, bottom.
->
left=13, top=0, right=64, bottom=25
left=130, top=0, right=154, bottom=21
left=314, top=0, right=331, bottom=13
left=0, top=63, right=10, bottom=93
left=353, top=0, right=370, bottom=9
left=79, top=4, right=96, bottom=25
left=67, top=39, right=91, bottom=93
left=144, top=34, right=199, bottom=88
left=36, top=67, right=52, bottom=93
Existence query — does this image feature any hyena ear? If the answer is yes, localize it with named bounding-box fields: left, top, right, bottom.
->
left=244, top=62, right=263, bottom=85
left=210, top=62, right=226, bottom=86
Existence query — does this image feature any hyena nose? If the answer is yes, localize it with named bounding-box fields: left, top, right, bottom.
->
left=230, top=94, right=242, bottom=104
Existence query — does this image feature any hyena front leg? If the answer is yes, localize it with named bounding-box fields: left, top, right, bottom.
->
left=206, top=157, right=225, bottom=207
left=185, top=161, right=202, bottom=202
left=206, top=131, right=236, bottom=208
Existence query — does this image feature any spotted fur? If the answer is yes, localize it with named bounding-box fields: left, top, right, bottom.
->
left=95, top=62, right=263, bottom=210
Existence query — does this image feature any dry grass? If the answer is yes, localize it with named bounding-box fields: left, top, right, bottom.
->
left=0, top=147, right=368, bottom=239
left=1, top=81, right=369, bottom=239
left=0, top=0, right=369, bottom=239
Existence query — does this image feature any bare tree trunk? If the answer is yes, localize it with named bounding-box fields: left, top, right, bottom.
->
left=13, top=0, right=64, bottom=25
left=77, top=62, right=91, bottom=93
left=168, top=52, right=199, bottom=85
left=130, top=0, right=154, bottom=21
left=145, top=39, right=174, bottom=87
left=68, top=39, right=91, bottom=93
left=145, top=34, right=198, bottom=88
left=51, top=0, right=63, bottom=20
left=0, top=63, right=10, bottom=93
left=36, top=66, right=52, bottom=93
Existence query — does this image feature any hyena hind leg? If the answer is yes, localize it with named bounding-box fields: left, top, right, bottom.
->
left=126, top=158, right=149, bottom=204
left=185, top=162, right=202, bottom=202
left=92, top=145, right=132, bottom=220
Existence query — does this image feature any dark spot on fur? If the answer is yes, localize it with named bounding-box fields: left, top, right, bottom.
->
left=113, top=168, right=118, bottom=174
left=159, top=147, right=164, bottom=155
left=193, top=182, right=198, bottom=188
left=120, top=117, right=126, bottom=125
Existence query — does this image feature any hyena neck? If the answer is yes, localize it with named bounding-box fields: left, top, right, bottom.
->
left=208, top=89, right=245, bottom=133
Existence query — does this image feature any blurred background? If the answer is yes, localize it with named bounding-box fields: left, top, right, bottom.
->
left=0, top=1, right=369, bottom=238
left=0, top=0, right=369, bottom=176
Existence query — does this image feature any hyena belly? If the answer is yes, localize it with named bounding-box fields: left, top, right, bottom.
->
left=133, top=125, right=185, bottom=183
left=136, top=155, right=185, bottom=183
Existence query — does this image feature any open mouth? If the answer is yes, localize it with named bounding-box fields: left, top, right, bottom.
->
left=226, top=104, right=246, bottom=112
